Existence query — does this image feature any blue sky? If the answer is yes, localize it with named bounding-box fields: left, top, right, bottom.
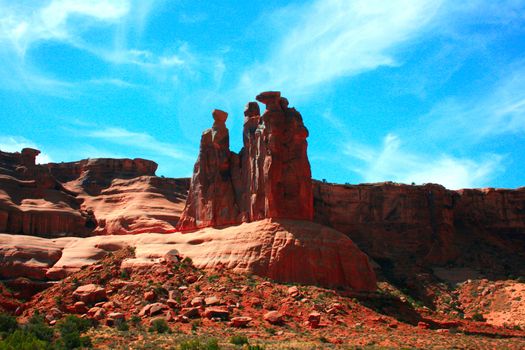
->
left=0, top=0, right=524, bottom=189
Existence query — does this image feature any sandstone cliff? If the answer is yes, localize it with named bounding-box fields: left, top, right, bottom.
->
left=313, top=181, right=525, bottom=280
left=0, top=150, right=189, bottom=236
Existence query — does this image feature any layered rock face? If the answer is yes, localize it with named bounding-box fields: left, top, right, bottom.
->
left=0, top=149, right=89, bottom=236
left=0, top=150, right=188, bottom=236
left=313, top=181, right=525, bottom=279
left=48, top=158, right=188, bottom=235
left=177, top=110, right=240, bottom=229
left=178, top=91, right=313, bottom=230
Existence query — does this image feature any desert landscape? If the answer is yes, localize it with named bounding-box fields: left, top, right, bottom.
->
left=0, top=91, right=524, bottom=349
left=1, top=1, right=525, bottom=349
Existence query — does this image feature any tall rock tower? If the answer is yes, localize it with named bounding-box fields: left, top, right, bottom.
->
left=178, top=91, right=313, bottom=230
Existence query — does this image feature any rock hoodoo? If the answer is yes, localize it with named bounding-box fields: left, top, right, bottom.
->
left=178, top=91, right=313, bottom=230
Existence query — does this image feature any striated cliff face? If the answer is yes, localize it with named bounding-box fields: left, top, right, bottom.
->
left=313, top=181, right=525, bottom=279
left=0, top=149, right=89, bottom=236
left=0, top=151, right=189, bottom=236
left=47, top=158, right=188, bottom=235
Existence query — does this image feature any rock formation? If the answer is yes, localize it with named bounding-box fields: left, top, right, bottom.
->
left=0, top=219, right=376, bottom=291
left=178, top=91, right=313, bottom=230
left=47, top=158, right=189, bottom=235
left=313, top=181, right=525, bottom=280
left=177, top=110, right=240, bottom=229
left=0, top=149, right=88, bottom=236
left=0, top=150, right=189, bottom=236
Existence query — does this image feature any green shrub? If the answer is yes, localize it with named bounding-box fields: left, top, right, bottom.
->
left=247, top=346, right=265, bottom=350
left=115, top=319, right=129, bottom=332
left=57, top=315, right=92, bottom=335
left=472, top=313, right=486, bottom=322
left=56, top=332, right=91, bottom=349
left=149, top=318, right=169, bottom=334
left=229, top=335, right=249, bottom=346
left=0, top=330, right=49, bottom=350
left=0, top=314, right=18, bottom=338
left=182, top=257, right=193, bottom=266
left=264, top=327, right=276, bottom=336
left=24, top=313, right=54, bottom=342
left=130, top=315, right=141, bottom=327
left=179, top=338, right=219, bottom=350
left=56, top=315, right=93, bottom=349
left=53, top=296, right=63, bottom=307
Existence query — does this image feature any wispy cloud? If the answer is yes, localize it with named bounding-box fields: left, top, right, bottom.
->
left=0, top=0, right=130, bottom=56
left=239, top=0, right=445, bottom=95
left=0, top=0, right=189, bottom=95
left=344, top=134, right=503, bottom=189
left=421, top=65, right=525, bottom=142
left=0, top=136, right=52, bottom=163
left=86, top=127, right=190, bottom=160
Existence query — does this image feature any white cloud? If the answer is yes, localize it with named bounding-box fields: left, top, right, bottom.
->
left=239, top=0, right=445, bottom=95
left=160, top=54, right=185, bottom=67
left=345, top=134, right=503, bottom=189
left=422, top=66, right=525, bottom=141
left=0, top=136, right=52, bottom=164
left=0, top=0, right=189, bottom=95
left=0, top=0, right=130, bottom=55
left=86, top=127, right=189, bottom=160
left=87, top=78, right=139, bottom=88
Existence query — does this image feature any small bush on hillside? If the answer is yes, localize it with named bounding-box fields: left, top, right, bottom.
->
left=472, top=313, right=486, bottom=322
left=24, top=313, right=54, bottom=343
left=0, top=330, right=49, bottom=350
left=130, top=315, right=141, bottom=327
left=229, top=335, right=249, bottom=346
left=0, top=314, right=18, bottom=338
left=179, top=338, right=219, bottom=350
left=247, top=345, right=265, bottom=350
left=115, top=319, right=129, bottom=332
left=149, top=319, right=169, bottom=334
left=56, top=315, right=93, bottom=349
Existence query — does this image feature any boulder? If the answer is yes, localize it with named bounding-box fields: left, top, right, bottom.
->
left=230, top=316, right=252, bottom=328
left=307, top=311, right=321, bottom=328
left=264, top=311, right=284, bottom=325
left=180, top=307, right=200, bottom=319
left=73, top=284, right=106, bottom=304
left=202, top=307, right=229, bottom=319
left=204, top=296, right=220, bottom=306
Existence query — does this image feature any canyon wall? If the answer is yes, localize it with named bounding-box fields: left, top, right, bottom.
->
left=313, top=181, right=525, bottom=279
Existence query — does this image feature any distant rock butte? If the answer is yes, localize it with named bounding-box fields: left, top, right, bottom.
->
left=0, top=219, right=376, bottom=291
left=0, top=150, right=189, bottom=236
left=178, top=92, right=313, bottom=230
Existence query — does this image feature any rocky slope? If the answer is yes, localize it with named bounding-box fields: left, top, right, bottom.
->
left=17, top=247, right=525, bottom=349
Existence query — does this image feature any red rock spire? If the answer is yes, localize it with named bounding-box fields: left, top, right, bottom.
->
left=178, top=92, right=313, bottom=230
